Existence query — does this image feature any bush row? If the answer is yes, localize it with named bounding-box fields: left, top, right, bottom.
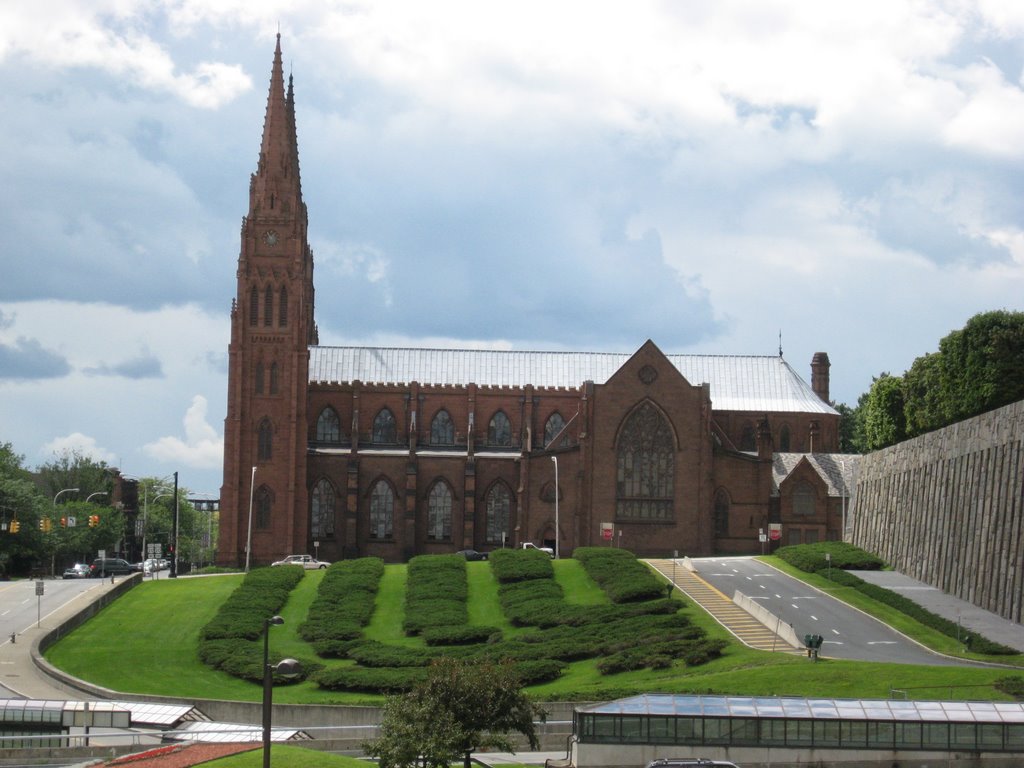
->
left=775, top=542, right=885, bottom=572
left=779, top=544, right=1016, bottom=656
left=574, top=547, right=668, bottom=602
left=299, top=558, right=384, bottom=655
left=312, top=658, right=566, bottom=693
left=403, top=554, right=468, bottom=635
left=198, top=566, right=306, bottom=681
left=489, top=548, right=554, bottom=582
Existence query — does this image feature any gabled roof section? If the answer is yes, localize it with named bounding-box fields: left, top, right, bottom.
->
left=773, top=452, right=860, bottom=496
left=309, top=346, right=838, bottom=414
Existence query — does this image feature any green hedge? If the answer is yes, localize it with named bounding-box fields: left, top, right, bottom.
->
left=775, top=542, right=884, bottom=572
left=422, top=625, right=501, bottom=646
left=299, top=558, right=384, bottom=651
left=574, top=547, right=667, bottom=602
left=198, top=566, right=306, bottom=680
left=403, top=554, right=468, bottom=635
left=489, top=548, right=555, bottom=582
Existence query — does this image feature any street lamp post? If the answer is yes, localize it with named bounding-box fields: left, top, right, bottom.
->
left=262, top=616, right=301, bottom=768
left=85, top=492, right=107, bottom=504
left=51, top=488, right=79, bottom=576
left=246, top=466, right=257, bottom=573
left=550, top=455, right=559, bottom=560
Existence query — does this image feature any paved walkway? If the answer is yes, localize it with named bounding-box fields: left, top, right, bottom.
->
left=850, top=570, right=1024, bottom=653
left=647, top=559, right=802, bottom=654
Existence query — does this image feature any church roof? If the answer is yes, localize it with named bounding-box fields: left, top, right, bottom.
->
left=773, top=452, right=861, bottom=496
left=308, top=346, right=838, bottom=414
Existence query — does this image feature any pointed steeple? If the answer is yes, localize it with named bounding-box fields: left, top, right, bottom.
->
left=249, top=34, right=303, bottom=221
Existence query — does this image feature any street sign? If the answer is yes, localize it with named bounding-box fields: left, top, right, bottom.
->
left=66, top=516, right=77, bottom=528
left=35, top=581, right=44, bottom=596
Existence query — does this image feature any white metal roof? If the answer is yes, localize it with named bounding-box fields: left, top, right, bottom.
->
left=309, top=346, right=837, bottom=415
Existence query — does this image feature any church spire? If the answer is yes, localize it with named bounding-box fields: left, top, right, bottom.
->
left=249, top=33, right=303, bottom=221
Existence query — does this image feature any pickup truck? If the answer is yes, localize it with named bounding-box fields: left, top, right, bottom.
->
left=521, top=542, right=555, bottom=557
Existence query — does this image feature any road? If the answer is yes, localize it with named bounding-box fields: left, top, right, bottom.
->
left=690, top=556, right=979, bottom=666
left=0, top=577, right=104, bottom=696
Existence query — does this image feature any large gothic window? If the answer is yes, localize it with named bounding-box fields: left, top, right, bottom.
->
left=615, top=402, right=674, bottom=520
left=430, top=410, right=455, bottom=445
left=255, top=362, right=264, bottom=395
left=372, top=408, right=397, bottom=444
left=249, top=287, right=259, bottom=327
left=316, top=407, right=342, bottom=442
left=544, top=412, right=567, bottom=447
left=256, top=486, right=272, bottom=529
left=278, top=286, right=288, bottom=327
left=263, top=285, right=273, bottom=326
left=793, top=482, right=815, bottom=516
left=311, top=479, right=336, bottom=539
left=269, top=362, right=280, bottom=394
left=779, top=425, right=791, bottom=452
left=257, top=418, right=273, bottom=461
left=485, top=483, right=512, bottom=544
left=487, top=411, right=512, bottom=447
left=369, top=480, right=394, bottom=539
left=427, top=481, right=453, bottom=541
left=714, top=488, right=730, bottom=537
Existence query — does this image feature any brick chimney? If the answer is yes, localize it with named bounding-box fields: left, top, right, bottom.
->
left=811, top=352, right=830, bottom=403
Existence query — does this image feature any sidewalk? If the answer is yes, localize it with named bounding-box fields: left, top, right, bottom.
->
left=0, top=577, right=128, bottom=700
left=850, top=570, right=1024, bottom=653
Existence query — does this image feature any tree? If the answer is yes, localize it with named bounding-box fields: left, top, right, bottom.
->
left=861, top=374, right=906, bottom=451
left=365, top=658, right=546, bottom=768
left=833, top=402, right=863, bottom=453
left=0, top=442, right=48, bottom=576
left=902, top=352, right=944, bottom=438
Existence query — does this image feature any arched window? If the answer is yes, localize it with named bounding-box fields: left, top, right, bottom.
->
left=256, top=486, right=272, bottom=529
left=485, top=483, right=511, bottom=544
left=714, top=488, right=730, bottom=537
left=616, top=401, right=674, bottom=520
left=793, top=481, right=816, bottom=516
left=263, top=285, right=273, bottom=326
left=257, top=418, right=273, bottom=460
left=740, top=423, right=756, bottom=452
left=269, top=362, right=279, bottom=394
left=311, top=479, right=336, bottom=539
left=278, top=286, right=288, bottom=327
left=430, top=409, right=455, bottom=445
left=544, top=412, right=567, bottom=447
left=316, top=407, right=341, bottom=442
left=249, top=286, right=259, bottom=327
left=779, top=425, right=791, bottom=452
left=369, top=480, right=394, bottom=539
left=372, top=408, right=397, bottom=444
left=255, top=362, right=264, bottom=395
left=487, top=411, right=512, bottom=447
left=427, top=481, right=453, bottom=541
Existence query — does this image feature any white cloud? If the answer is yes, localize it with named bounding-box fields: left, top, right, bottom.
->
left=143, top=395, right=223, bottom=469
left=41, top=432, right=118, bottom=465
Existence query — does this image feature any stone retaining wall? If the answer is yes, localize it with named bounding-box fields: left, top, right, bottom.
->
left=849, top=400, right=1023, bottom=623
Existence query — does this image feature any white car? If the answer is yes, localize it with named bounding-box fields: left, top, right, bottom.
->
left=271, top=554, right=330, bottom=569
left=521, top=542, right=555, bottom=557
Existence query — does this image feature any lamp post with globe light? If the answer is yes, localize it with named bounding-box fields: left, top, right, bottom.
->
left=262, top=616, right=302, bottom=768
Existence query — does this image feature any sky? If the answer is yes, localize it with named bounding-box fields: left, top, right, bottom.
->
left=2, top=1, right=1024, bottom=496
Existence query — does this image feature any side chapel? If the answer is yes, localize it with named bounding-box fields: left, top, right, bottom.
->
left=217, top=38, right=853, bottom=566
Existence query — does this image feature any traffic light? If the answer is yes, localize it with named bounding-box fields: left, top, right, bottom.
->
left=88, top=514, right=99, bottom=528
left=60, top=516, right=67, bottom=528
left=9, top=520, right=19, bottom=533
left=39, top=518, right=52, bottom=532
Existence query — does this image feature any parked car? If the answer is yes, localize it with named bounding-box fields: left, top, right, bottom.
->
left=521, top=542, right=555, bottom=557
left=271, top=554, right=330, bottom=569
left=456, top=549, right=488, bottom=561
left=645, top=760, right=741, bottom=768
left=89, top=558, right=139, bottom=577
left=62, top=563, right=90, bottom=579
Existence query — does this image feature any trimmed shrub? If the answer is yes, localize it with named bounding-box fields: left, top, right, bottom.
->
left=489, top=548, right=555, bottom=582
left=775, top=542, right=885, bottom=573
left=574, top=547, right=666, bottom=603
left=403, top=554, right=468, bottom=635
left=995, top=676, right=1024, bottom=700
left=313, top=665, right=428, bottom=693
left=422, top=625, right=501, bottom=646
left=300, top=558, right=384, bottom=648
left=513, top=659, right=567, bottom=685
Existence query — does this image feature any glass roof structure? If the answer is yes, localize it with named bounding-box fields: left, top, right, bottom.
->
left=580, top=695, right=1024, bottom=724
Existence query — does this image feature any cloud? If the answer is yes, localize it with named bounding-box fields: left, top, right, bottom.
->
left=83, top=351, right=165, bottom=379
left=143, top=395, right=223, bottom=470
left=0, top=337, right=72, bottom=380
left=41, top=432, right=118, bottom=465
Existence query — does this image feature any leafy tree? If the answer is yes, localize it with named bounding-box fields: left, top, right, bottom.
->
left=861, top=374, right=906, bottom=450
left=37, top=449, right=114, bottom=504
left=902, top=351, right=944, bottom=438
left=365, top=658, right=546, bottom=768
left=0, top=442, right=48, bottom=576
left=833, top=402, right=863, bottom=453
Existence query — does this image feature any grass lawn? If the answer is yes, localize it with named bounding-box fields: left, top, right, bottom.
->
left=204, top=744, right=366, bottom=767
left=43, top=560, right=1023, bottom=705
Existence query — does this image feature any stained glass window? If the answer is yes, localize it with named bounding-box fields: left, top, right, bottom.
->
left=616, top=402, right=674, bottom=520
left=487, top=411, right=512, bottom=446
left=316, top=407, right=341, bottom=442
left=369, top=480, right=394, bottom=539
left=372, top=408, right=397, bottom=444
left=311, top=479, right=335, bottom=538
left=485, top=484, right=511, bottom=544
left=430, top=410, right=455, bottom=445
left=427, top=482, right=453, bottom=540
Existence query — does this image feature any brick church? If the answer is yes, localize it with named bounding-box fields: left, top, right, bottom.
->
left=217, top=38, right=850, bottom=567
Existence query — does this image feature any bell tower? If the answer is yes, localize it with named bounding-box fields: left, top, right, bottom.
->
left=219, top=35, right=317, bottom=566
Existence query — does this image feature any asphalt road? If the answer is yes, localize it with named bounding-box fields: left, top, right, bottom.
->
left=690, top=556, right=980, bottom=666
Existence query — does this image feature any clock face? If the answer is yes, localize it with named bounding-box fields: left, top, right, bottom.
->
left=263, top=230, right=279, bottom=246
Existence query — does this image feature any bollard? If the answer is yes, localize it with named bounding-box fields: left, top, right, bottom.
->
left=10, top=633, right=15, bottom=644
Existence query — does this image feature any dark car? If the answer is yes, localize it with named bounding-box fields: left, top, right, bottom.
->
left=456, top=549, right=488, bottom=561
left=89, top=558, right=138, bottom=577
